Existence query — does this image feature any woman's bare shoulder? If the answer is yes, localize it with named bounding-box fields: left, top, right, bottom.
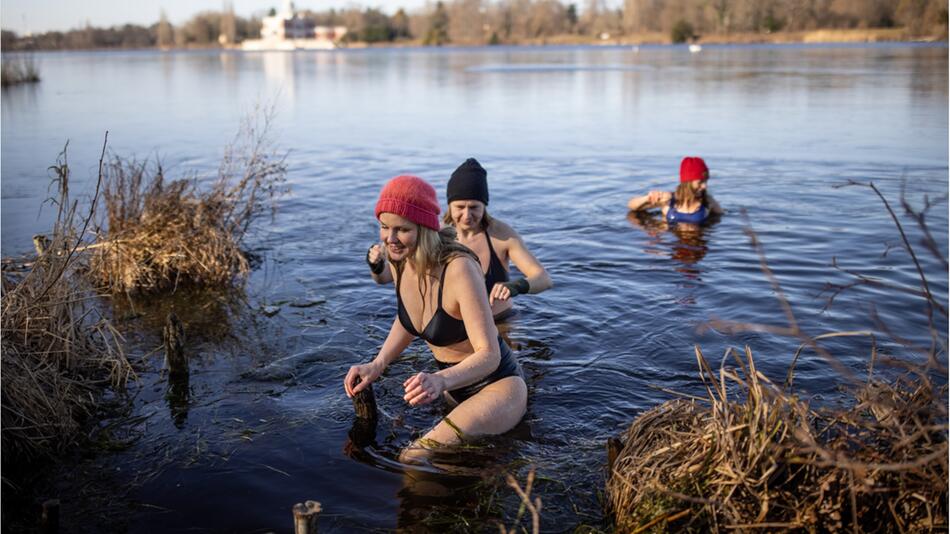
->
left=488, top=218, right=518, bottom=240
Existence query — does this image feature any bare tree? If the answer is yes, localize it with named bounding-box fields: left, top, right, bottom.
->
left=447, top=0, right=486, bottom=44
left=220, top=1, right=237, bottom=44
left=157, top=9, right=174, bottom=47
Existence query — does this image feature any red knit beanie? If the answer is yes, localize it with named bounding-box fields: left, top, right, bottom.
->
left=680, top=157, right=709, bottom=183
left=374, top=175, right=441, bottom=231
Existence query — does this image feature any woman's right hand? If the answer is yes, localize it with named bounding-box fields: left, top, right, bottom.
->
left=367, top=244, right=384, bottom=265
left=344, top=360, right=382, bottom=398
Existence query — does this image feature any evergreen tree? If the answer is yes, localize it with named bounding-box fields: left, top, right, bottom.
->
left=424, top=1, right=450, bottom=45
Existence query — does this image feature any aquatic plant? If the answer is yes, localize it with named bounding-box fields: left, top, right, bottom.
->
left=87, top=104, right=287, bottom=294
left=1, top=139, right=132, bottom=464
left=607, top=190, right=948, bottom=532
left=0, top=53, right=40, bottom=87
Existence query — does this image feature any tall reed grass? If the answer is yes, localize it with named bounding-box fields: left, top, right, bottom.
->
left=1, top=139, right=132, bottom=464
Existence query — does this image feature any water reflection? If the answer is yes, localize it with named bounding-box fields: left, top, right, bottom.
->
left=627, top=210, right=712, bottom=279
left=165, top=374, right=190, bottom=428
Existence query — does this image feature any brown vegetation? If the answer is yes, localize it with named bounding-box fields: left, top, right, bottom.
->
left=607, top=346, right=947, bottom=532
left=1, top=139, right=132, bottom=464
left=1, top=53, right=40, bottom=87
left=607, top=188, right=948, bottom=532
left=87, top=107, right=287, bottom=295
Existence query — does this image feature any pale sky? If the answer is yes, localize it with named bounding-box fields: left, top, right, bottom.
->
left=1, top=0, right=432, bottom=34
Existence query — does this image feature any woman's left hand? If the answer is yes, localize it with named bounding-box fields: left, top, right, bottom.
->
left=403, top=372, right=446, bottom=406
left=489, top=282, right=512, bottom=304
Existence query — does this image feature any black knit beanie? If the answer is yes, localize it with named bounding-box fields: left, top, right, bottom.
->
left=447, top=158, right=489, bottom=205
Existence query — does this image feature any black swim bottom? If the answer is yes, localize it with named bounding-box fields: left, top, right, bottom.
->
left=436, top=337, right=524, bottom=404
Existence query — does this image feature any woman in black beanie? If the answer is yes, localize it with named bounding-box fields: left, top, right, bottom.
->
left=367, top=158, right=552, bottom=320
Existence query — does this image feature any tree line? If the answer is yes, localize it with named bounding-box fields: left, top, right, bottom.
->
left=2, top=0, right=946, bottom=51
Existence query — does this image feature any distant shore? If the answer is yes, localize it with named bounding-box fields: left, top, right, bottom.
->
left=6, top=27, right=946, bottom=55
left=244, top=28, right=948, bottom=50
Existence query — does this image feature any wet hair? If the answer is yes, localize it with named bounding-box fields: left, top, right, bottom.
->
left=390, top=224, right=480, bottom=316
left=673, top=181, right=708, bottom=210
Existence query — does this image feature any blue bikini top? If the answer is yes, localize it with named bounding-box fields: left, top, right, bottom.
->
left=666, top=196, right=709, bottom=225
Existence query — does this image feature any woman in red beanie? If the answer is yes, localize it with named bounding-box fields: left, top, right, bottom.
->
left=627, top=157, right=723, bottom=224
left=367, top=158, right=552, bottom=321
left=346, top=175, right=527, bottom=463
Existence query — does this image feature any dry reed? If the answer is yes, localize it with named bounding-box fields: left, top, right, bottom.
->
left=1, top=53, right=40, bottom=87
left=608, top=185, right=948, bottom=532
left=1, top=138, right=132, bottom=464
left=87, top=104, right=287, bottom=294
left=607, top=345, right=947, bottom=532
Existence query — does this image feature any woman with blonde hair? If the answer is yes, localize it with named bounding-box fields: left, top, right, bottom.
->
left=346, top=175, right=527, bottom=463
left=367, top=158, right=552, bottom=321
left=627, top=156, right=724, bottom=223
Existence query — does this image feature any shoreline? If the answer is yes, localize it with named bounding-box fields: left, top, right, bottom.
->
left=7, top=28, right=947, bottom=54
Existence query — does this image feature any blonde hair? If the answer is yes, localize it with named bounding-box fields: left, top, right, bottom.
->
left=390, top=225, right=480, bottom=316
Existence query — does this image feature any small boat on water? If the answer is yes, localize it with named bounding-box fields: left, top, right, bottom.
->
left=689, top=44, right=702, bottom=53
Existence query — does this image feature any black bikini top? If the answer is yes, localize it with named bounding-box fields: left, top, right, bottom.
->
left=483, top=231, right=509, bottom=294
left=396, top=262, right=469, bottom=347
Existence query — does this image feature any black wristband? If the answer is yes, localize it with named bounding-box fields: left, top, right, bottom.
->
left=503, top=278, right=530, bottom=297
left=366, top=247, right=384, bottom=275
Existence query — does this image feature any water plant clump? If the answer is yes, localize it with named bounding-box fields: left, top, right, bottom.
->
left=1, top=142, right=132, bottom=466
left=606, top=345, right=948, bottom=532
left=88, top=108, right=287, bottom=294
left=1, top=53, right=40, bottom=87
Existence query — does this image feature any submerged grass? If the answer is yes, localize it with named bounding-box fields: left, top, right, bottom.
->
left=608, top=186, right=948, bottom=532
left=88, top=104, right=287, bottom=295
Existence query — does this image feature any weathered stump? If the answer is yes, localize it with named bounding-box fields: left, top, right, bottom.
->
left=292, top=500, right=322, bottom=534
left=41, top=499, right=59, bottom=534
left=347, top=380, right=379, bottom=450
left=353, top=381, right=377, bottom=421
left=163, top=312, right=187, bottom=378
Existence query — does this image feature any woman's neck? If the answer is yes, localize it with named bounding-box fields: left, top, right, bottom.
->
left=455, top=224, right=484, bottom=240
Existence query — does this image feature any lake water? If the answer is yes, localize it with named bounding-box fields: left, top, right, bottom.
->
left=2, top=43, right=948, bottom=532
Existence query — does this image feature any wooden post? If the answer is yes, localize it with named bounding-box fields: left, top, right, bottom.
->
left=348, top=380, right=378, bottom=449
left=163, top=312, right=187, bottom=378
left=292, top=500, right=322, bottom=534
left=352, top=381, right=377, bottom=420
left=41, top=499, right=59, bottom=534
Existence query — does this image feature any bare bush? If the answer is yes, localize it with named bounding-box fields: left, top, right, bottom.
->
left=87, top=105, right=287, bottom=294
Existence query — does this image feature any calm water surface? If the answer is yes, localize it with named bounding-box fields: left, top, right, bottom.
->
left=2, top=43, right=948, bottom=532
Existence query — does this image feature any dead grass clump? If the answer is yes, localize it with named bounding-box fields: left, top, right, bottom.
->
left=607, top=346, right=948, bottom=532
left=87, top=107, right=287, bottom=294
left=1, top=140, right=132, bottom=463
left=1, top=53, right=40, bottom=87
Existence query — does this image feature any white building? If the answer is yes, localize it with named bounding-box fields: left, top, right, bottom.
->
left=244, top=0, right=347, bottom=49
